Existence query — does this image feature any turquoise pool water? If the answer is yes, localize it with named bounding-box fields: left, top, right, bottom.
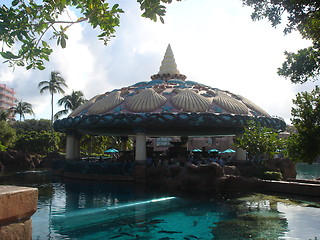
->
left=296, top=163, right=320, bottom=179
left=1, top=170, right=320, bottom=240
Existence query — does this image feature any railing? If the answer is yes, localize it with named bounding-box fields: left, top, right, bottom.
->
left=0, top=92, right=15, bottom=99
left=52, top=159, right=135, bottom=176
left=0, top=98, right=15, bottom=105
left=0, top=84, right=16, bottom=94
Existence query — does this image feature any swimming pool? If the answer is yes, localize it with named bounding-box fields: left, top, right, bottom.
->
left=2, top=170, right=320, bottom=239
left=296, top=163, right=320, bottom=180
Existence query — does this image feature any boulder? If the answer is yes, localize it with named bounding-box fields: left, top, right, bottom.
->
left=146, top=166, right=169, bottom=186
left=223, top=165, right=241, bottom=176
left=226, top=159, right=296, bottom=180
left=185, top=162, right=224, bottom=177
left=0, top=151, right=42, bottom=171
left=227, top=161, right=261, bottom=178
left=216, top=175, right=265, bottom=193
left=39, top=152, right=64, bottom=168
left=167, top=165, right=183, bottom=177
left=267, top=158, right=296, bottom=179
left=168, top=163, right=224, bottom=192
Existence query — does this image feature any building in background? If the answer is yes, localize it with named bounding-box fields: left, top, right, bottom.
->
left=0, top=83, right=16, bottom=112
left=149, top=136, right=235, bottom=153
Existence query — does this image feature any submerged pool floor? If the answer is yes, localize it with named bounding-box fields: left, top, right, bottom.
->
left=51, top=196, right=231, bottom=239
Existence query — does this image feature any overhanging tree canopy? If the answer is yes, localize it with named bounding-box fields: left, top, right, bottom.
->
left=0, top=0, right=180, bottom=70
left=242, top=0, right=320, bottom=83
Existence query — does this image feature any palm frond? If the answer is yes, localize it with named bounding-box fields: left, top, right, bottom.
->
left=54, top=109, right=69, bottom=120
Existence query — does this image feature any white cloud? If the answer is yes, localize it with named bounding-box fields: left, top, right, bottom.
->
left=0, top=0, right=317, bottom=124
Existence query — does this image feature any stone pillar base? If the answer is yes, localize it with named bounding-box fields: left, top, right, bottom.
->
left=0, top=219, right=32, bottom=240
left=236, top=147, right=247, bottom=161
left=135, top=133, right=147, bottom=163
left=0, top=186, right=38, bottom=240
left=66, top=134, right=81, bottom=160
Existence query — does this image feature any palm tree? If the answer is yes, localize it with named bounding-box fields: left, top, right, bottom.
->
left=10, top=100, right=35, bottom=121
left=54, top=90, right=86, bottom=120
left=38, top=71, right=68, bottom=125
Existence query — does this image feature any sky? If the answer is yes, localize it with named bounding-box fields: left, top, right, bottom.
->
left=0, top=0, right=318, bottom=124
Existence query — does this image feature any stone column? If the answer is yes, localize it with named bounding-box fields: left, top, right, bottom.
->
left=134, top=133, right=147, bottom=183
left=74, top=135, right=81, bottom=159
left=135, top=133, right=147, bottom=163
left=65, top=135, right=75, bottom=160
left=235, top=134, right=247, bottom=161
left=236, top=147, right=247, bottom=161
left=66, top=133, right=81, bottom=160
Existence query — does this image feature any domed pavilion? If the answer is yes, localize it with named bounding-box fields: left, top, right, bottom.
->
left=54, top=44, right=286, bottom=163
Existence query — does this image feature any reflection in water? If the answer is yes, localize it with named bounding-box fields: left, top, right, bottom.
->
left=212, top=194, right=289, bottom=240
left=278, top=203, right=320, bottom=239
left=1, top=171, right=320, bottom=239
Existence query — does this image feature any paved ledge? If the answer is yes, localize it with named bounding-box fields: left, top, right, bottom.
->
left=264, top=180, right=320, bottom=197
left=56, top=171, right=135, bottom=181
left=286, top=178, right=320, bottom=184
left=0, top=186, right=38, bottom=225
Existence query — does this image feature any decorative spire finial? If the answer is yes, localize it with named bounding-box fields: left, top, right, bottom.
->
left=150, top=44, right=187, bottom=81
left=158, top=44, right=180, bottom=75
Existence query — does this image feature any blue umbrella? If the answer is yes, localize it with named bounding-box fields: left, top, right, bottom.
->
left=221, top=149, right=236, bottom=154
left=104, top=148, right=119, bottom=153
left=191, top=149, right=202, bottom=152
left=208, top=149, right=219, bottom=153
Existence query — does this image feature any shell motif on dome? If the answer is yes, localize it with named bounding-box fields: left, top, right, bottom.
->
left=213, top=93, right=249, bottom=115
left=125, top=88, right=167, bottom=112
left=236, top=95, right=270, bottom=117
left=121, top=89, right=130, bottom=96
left=172, top=88, right=182, bottom=94
left=206, top=90, right=218, bottom=97
left=69, top=94, right=102, bottom=117
left=154, top=88, right=164, bottom=94
left=171, top=89, right=211, bottom=112
left=88, top=91, right=124, bottom=114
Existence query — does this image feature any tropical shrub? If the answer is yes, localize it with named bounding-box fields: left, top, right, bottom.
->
left=12, top=119, right=51, bottom=133
left=260, top=171, right=283, bottom=181
left=14, top=130, right=59, bottom=154
left=235, top=121, right=285, bottom=163
left=0, top=144, right=7, bottom=151
left=0, top=121, right=16, bottom=149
